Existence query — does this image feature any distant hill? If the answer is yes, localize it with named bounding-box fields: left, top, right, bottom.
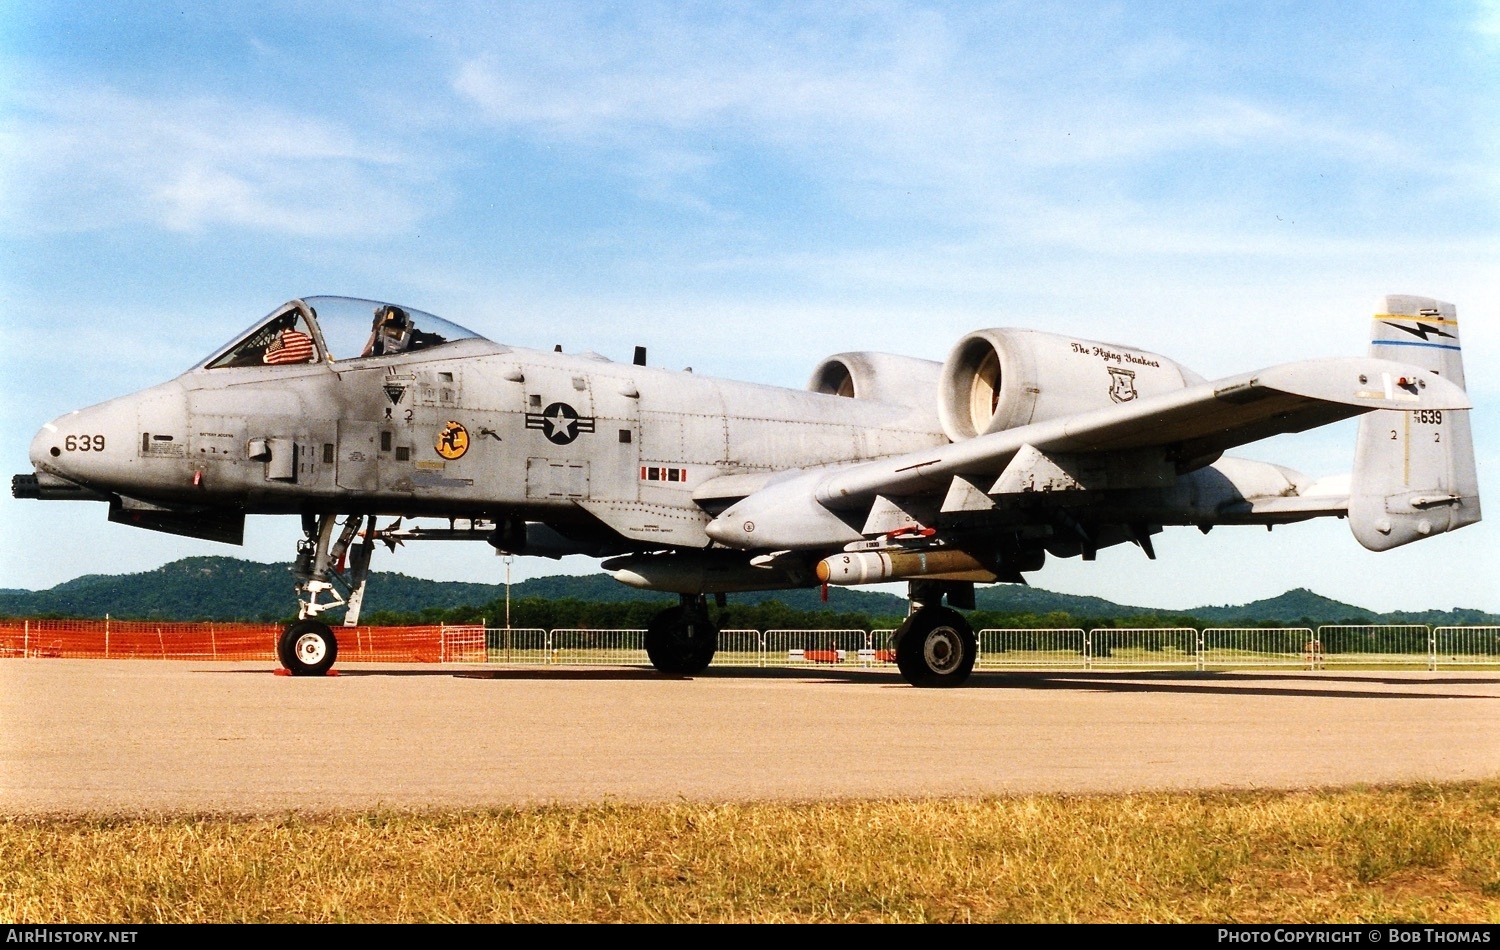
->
left=0, top=556, right=1494, bottom=626
left=0, top=557, right=508, bottom=622
left=1190, top=587, right=1500, bottom=627
left=0, top=556, right=905, bottom=622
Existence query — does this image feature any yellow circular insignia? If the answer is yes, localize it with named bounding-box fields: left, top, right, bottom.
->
left=436, top=421, right=470, bottom=460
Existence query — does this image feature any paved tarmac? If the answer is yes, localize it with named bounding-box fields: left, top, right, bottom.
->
left=3, top=660, right=1499, bottom=814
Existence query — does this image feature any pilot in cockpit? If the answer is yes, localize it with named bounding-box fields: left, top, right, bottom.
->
left=363, top=305, right=413, bottom=357
left=361, top=303, right=448, bottom=357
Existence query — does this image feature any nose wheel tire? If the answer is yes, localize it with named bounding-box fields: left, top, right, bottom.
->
left=645, top=606, right=718, bottom=675
left=278, top=620, right=339, bottom=676
left=894, top=606, right=976, bottom=687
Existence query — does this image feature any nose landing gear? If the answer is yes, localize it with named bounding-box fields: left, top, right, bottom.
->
left=278, top=513, right=375, bottom=676
left=277, top=619, right=340, bottom=677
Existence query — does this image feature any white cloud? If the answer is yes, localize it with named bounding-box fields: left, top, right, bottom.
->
left=0, top=84, right=430, bottom=237
left=1477, top=0, right=1500, bottom=38
left=440, top=5, right=1494, bottom=263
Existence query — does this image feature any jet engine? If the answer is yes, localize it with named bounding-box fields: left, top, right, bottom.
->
left=937, top=328, right=1205, bottom=441
left=808, top=351, right=944, bottom=415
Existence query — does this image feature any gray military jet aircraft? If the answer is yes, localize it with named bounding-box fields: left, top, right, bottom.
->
left=15, top=294, right=1479, bottom=685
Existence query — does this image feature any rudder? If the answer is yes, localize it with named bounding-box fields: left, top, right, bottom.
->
left=1350, top=295, right=1480, bottom=550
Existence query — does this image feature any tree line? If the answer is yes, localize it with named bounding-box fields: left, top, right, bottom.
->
left=359, top=597, right=1379, bottom=633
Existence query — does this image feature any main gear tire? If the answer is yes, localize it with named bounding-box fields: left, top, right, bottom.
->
left=278, top=620, right=339, bottom=676
left=644, top=606, right=718, bottom=675
left=894, top=606, right=977, bottom=687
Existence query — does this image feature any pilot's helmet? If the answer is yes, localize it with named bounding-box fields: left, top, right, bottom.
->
left=376, top=305, right=411, bottom=330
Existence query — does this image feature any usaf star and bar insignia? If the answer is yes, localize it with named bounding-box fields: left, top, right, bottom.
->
left=431, top=401, right=595, bottom=461
left=526, top=402, right=596, bottom=446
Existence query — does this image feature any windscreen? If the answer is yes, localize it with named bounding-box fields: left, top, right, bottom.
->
left=204, top=306, right=320, bottom=369
left=302, top=296, right=483, bottom=361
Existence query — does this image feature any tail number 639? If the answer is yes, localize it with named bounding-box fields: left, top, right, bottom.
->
left=64, top=435, right=106, bottom=451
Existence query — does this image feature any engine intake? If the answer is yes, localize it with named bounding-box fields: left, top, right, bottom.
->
left=937, top=328, right=1204, bottom=442
left=808, top=351, right=944, bottom=412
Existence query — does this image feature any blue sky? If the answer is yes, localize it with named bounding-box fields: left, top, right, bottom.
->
left=2, top=2, right=1497, bottom=611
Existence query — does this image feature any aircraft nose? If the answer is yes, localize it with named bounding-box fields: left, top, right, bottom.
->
left=28, top=382, right=187, bottom=492
left=30, top=402, right=131, bottom=487
left=28, top=417, right=64, bottom=472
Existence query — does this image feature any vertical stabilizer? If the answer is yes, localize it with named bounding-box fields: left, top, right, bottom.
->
left=1350, top=295, right=1480, bottom=550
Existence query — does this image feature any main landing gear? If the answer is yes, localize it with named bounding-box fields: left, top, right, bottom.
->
left=645, top=594, right=719, bottom=675
left=278, top=513, right=377, bottom=676
left=892, top=581, right=977, bottom=688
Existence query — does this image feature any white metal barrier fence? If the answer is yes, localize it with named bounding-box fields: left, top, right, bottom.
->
left=766, top=629, right=877, bottom=667
left=1202, top=628, right=1317, bottom=668
left=484, top=628, right=552, bottom=665
left=458, top=625, right=1500, bottom=670
left=977, top=628, right=1086, bottom=669
left=708, top=629, right=765, bottom=667
left=1314, top=625, right=1434, bottom=669
left=1089, top=627, right=1199, bottom=669
left=1434, top=626, right=1500, bottom=666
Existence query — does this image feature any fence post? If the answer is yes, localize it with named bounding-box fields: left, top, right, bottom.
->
left=104, top=614, right=110, bottom=659
left=1429, top=628, right=1437, bottom=672
left=23, top=619, right=28, bottom=659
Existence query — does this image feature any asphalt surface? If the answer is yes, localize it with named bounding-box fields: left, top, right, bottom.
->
left=3, top=660, right=1499, bottom=814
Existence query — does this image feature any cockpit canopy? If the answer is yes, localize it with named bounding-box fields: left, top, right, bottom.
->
left=201, top=297, right=485, bottom=370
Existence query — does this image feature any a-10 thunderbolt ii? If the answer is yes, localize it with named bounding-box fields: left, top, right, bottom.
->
left=15, top=294, right=1479, bottom=685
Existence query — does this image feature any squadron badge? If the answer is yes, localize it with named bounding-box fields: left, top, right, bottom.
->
left=436, top=421, right=470, bottom=460
left=1107, top=366, right=1138, bottom=404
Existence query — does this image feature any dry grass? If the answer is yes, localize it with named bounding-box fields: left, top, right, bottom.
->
left=4, top=782, right=1499, bottom=923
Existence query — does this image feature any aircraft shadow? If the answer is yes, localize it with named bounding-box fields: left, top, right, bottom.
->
left=957, top=669, right=1500, bottom=701
left=207, top=665, right=1500, bottom=698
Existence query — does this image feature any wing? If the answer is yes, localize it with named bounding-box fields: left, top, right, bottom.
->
left=701, top=356, right=1471, bottom=551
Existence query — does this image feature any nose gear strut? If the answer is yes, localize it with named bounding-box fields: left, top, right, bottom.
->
left=293, top=513, right=378, bottom=626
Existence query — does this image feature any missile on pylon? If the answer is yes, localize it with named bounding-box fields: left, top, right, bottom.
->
left=603, top=552, right=814, bottom=594
left=815, top=549, right=998, bottom=586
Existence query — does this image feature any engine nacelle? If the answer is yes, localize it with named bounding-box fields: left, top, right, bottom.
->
left=808, top=351, right=944, bottom=417
left=937, top=328, right=1204, bottom=441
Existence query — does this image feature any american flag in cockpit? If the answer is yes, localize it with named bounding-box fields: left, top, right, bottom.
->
left=265, top=329, right=315, bottom=364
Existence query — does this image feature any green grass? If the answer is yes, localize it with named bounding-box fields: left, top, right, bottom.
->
left=5, top=782, right=1499, bottom=923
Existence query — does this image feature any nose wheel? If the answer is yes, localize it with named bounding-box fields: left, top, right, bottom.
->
left=277, top=620, right=340, bottom=676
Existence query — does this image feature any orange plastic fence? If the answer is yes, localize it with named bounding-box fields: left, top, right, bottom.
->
left=0, top=619, right=458, bottom=662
